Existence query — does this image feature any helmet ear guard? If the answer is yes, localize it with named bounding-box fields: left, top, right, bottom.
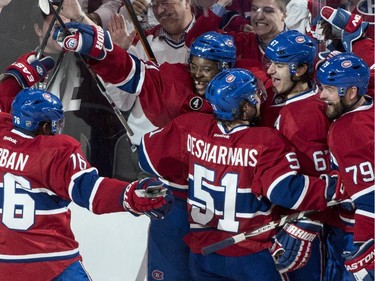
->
left=11, top=88, right=64, bottom=135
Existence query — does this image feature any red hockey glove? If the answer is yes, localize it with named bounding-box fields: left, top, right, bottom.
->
left=53, top=22, right=113, bottom=60
left=344, top=239, right=374, bottom=280
left=3, top=52, right=55, bottom=88
left=270, top=219, right=323, bottom=273
left=320, top=6, right=369, bottom=52
left=315, top=50, right=342, bottom=70
left=123, top=178, right=174, bottom=219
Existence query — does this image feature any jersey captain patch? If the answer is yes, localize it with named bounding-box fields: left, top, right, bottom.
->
left=189, top=96, right=204, bottom=110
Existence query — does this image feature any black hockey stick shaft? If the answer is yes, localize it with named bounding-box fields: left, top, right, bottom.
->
left=48, top=3, right=134, bottom=136
left=122, top=0, right=157, bottom=63
left=36, top=1, right=64, bottom=59
left=201, top=200, right=345, bottom=255
left=201, top=209, right=316, bottom=255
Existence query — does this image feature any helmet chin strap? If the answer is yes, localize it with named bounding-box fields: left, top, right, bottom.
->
left=340, top=95, right=361, bottom=113
left=240, top=103, right=258, bottom=125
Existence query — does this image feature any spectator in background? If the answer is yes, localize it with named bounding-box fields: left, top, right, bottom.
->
left=79, top=0, right=122, bottom=28
left=185, top=0, right=290, bottom=65
left=110, top=0, right=195, bottom=62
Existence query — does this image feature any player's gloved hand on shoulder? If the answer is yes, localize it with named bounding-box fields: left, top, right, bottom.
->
left=315, top=50, right=342, bottom=70
left=320, top=6, right=369, bottom=52
left=320, top=170, right=349, bottom=204
left=3, top=52, right=55, bottom=88
left=344, top=239, right=374, bottom=281
left=53, top=22, right=113, bottom=60
left=123, top=177, right=174, bottom=219
left=270, top=219, right=323, bottom=273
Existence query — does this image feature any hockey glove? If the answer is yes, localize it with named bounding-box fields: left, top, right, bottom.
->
left=123, top=177, right=174, bottom=219
left=320, top=170, right=348, bottom=203
left=315, top=50, right=342, bottom=70
left=270, top=219, right=323, bottom=273
left=3, top=52, right=55, bottom=88
left=53, top=22, right=113, bottom=60
left=320, top=6, right=369, bottom=52
left=344, top=239, right=374, bottom=281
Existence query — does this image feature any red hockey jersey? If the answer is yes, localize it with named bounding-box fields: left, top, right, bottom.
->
left=139, top=112, right=332, bottom=256
left=327, top=97, right=374, bottom=242
left=274, top=87, right=332, bottom=177
left=0, top=112, right=128, bottom=280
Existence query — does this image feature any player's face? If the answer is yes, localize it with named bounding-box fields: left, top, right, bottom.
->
left=250, top=0, right=286, bottom=44
left=189, top=56, right=220, bottom=97
left=319, top=84, right=344, bottom=119
left=267, top=61, right=293, bottom=95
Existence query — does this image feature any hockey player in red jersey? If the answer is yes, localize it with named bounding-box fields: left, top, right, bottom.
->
left=265, top=30, right=330, bottom=281
left=0, top=88, right=173, bottom=281
left=52, top=19, right=271, bottom=280
left=317, top=52, right=374, bottom=281
left=138, top=68, right=344, bottom=280
left=266, top=30, right=330, bottom=177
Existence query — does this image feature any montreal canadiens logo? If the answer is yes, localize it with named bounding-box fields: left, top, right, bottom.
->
left=65, top=38, right=78, bottom=50
left=225, top=74, right=235, bottom=83
left=295, top=36, right=306, bottom=43
left=190, top=96, right=204, bottom=110
left=225, top=39, right=234, bottom=47
left=42, top=93, right=52, bottom=101
left=151, top=270, right=164, bottom=280
left=341, top=60, right=352, bottom=68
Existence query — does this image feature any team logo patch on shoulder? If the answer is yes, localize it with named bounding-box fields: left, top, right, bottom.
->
left=190, top=96, right=204, bottom=110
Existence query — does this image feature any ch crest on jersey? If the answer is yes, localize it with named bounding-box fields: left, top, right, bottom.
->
left=189, top=96, right=204, bottom=110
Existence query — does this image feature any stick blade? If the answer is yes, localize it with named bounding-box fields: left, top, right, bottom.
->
left=39, top=0, right=50, bottom=14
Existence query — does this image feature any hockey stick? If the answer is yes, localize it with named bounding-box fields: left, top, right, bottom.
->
left=42, top=0, right=134, bottom=136
left=37, top=0, right=64, bottom=59
left=121, top=0, right=157, bottom=63
left=201, top=200, right=346, bottom=255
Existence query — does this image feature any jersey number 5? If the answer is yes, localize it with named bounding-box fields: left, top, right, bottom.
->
left=191, top=163, right=240, bottom=233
